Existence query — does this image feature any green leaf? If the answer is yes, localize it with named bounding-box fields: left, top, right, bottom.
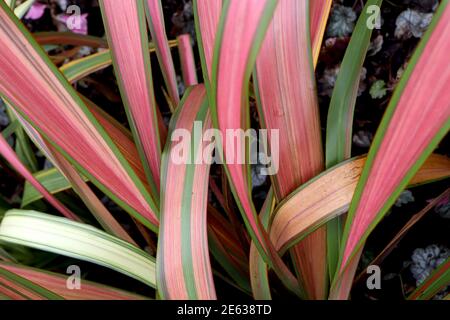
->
left=325, top=0, right=383, bottom=282
left=21, top=168, right=88, bottom=208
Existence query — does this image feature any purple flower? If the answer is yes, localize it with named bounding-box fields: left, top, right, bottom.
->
left=25, top=3, right=46, bottom=20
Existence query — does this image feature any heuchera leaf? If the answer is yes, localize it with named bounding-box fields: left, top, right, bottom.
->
left=408, top=258, right=450, bottom=300
left=0, top=2, right=158, bottom=231
left=254, top=0, right=326, bottom=299
left=100, top=0, right=162, bottom=202
left=145, top=0, right=180, bottom=106
left=331, top=1, right=450, bottom=299
left=177, top=34, right=199, bottom=87
left=355, top=189, right=450, bottom=283
left=157, top=85, right=216, bottom=299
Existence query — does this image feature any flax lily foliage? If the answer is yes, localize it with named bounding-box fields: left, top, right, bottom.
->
left=0, top=0, right=448, bottom=300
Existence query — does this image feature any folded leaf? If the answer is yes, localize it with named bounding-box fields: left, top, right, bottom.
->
left=270, top=154, right=450, bottom=254
left=210, top=0, right=302, bottom=297
left=254, top=0, right=325, bottom=299
left=331, top=1, right=450, bottom=299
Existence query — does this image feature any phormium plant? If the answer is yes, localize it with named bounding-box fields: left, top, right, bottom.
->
left=0, top=0, right=448, bottom=300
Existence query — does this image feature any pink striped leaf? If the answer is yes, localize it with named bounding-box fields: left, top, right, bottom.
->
left=6, top=104, right=136, bottom=244
left=193, top=0, right=223, bottom=87
left=157, top=85, right=216, bottom=299
left=0, top=2, right=158, bottom=231
left=210, top=0, right=303, bottom=297
left=0, top=133, right=78, bottom=221
left=254, top=0, right=326, bottom=299
left=310, top=0, right=332, bottom=65
left=100, top=0, right=162, bottom=202
left=0, top=265, right=63, bottom=300
left=0, top=262, right=148, bottom=300
left=145, top=0, right=180, bottom=106
left=178, top=34, right=199, bottom=87
left=331, top=1, right=450, bottom=299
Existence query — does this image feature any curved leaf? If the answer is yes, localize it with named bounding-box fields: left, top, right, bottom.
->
left=210, top=0, right=303, bottom=297
left=325, top=0, right=383, bottom=281
left=158, top=85, right=216, bottom=299
left=145, top=0, right=180, bottom=105
left=0, top=210, right=156, bottom=288
left=100, top=0, right=162, bottom=202
left=270, top=154, right=450, bottom=254
left=177, top=34, right=198, bottom=87
left=0, top=262, right=149, bottom=300
left=254, top=0, right=325, bottom=299
left=0, top=2, right=158, bottom=231
left=331, top=1, right=450, bottom=299
left=0, top=265, right=63, bottom=300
